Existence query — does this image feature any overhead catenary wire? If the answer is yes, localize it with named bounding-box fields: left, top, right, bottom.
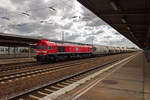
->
left=0, top=3, right=58, bottom=29
left=0, top=0, right=90, bottom=22
left=0, top=0, right=93, bottom=34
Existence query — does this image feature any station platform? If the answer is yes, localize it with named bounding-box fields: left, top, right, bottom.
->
left=49, top=52, right=150, bottom=100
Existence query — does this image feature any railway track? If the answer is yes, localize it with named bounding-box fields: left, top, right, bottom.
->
left=0, top=58, right=35, bottom=66
left=9, top=58, right=121, bottom=100
left=0, top=53, right=135, bottom=100
left=0, top=62, right=37, bottom=72
left=0, top=57, right=101, bottom=83
left=0, top=54, right=124, bottom=73
left=0, top=56, right=98, bottom=73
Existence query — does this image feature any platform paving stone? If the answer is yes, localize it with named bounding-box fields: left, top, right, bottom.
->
left=78, top=86, right=143, bottom=100
left=76, top=53, right=144, bottom=100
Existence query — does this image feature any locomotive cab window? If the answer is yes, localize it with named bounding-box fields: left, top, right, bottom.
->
left=48, top=46, right=53, bottom=50
left=37, top=45, right=41, bottom=50
left=42, top=45, right=47, bottom=50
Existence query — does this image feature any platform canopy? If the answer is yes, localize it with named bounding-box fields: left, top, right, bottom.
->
left=0, top=33, right=89, bottom=47
left=0, top=32, right=40, bottom=47
left=78, top=0, right=150, bottom=48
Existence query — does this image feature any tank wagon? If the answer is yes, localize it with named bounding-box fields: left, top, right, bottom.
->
left=35, top=39, right=136, bottom=63
left=92, top=45, right=109, bottom=56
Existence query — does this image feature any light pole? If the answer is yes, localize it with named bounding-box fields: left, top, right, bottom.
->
left=92, top=37, right=94, bottom=46
left=62, top=31, right=64, bottom=42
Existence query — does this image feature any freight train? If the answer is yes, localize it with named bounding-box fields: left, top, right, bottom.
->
left=35, top=39, right=136, bottom=63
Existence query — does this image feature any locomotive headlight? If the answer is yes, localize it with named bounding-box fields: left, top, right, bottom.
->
left=36, top=51, right=41, bottom=53
left=42, top=51, right=47, bottom=53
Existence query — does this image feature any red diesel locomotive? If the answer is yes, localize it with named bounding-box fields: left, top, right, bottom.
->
left=36, top=39, right=92, bottom=62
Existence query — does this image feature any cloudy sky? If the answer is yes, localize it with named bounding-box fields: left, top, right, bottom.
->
left=0, top=0, right=138, bottom=48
